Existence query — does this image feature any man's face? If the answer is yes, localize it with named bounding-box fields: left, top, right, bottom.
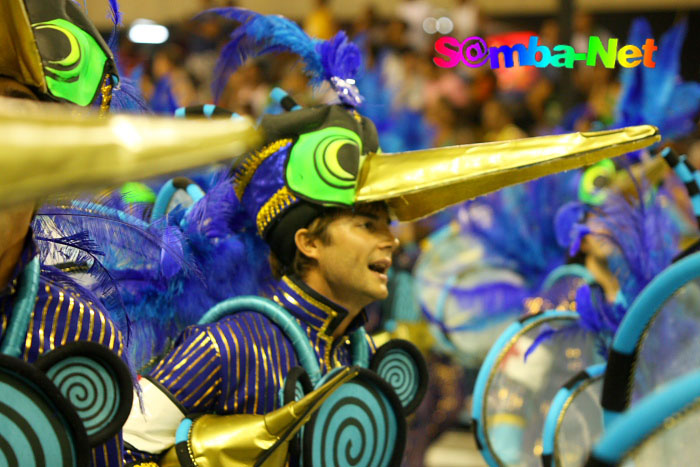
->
left=312, top=206, right=399, bottom=308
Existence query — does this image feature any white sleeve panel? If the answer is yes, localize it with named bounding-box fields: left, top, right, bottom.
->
left=122, top=377, right=186, bottom=454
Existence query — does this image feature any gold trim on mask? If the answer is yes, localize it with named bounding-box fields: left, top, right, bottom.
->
left=357, top=125, right=660, bottom=221
left=0, top=0, right=46, bottom=92
left=233, top=138, right=293, bottom=199
left=98, top=74, right=113, bottom=118
left=257, top=186, right=298, bottom=236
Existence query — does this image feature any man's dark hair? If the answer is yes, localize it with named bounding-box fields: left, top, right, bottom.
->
left=269, top=202, right=389, bottom=279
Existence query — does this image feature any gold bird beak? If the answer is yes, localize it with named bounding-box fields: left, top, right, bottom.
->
left=357, top=125, right=660, bottom=221
left=0, top=97, right=263, bottom=208
left=161, top=367, right=358, bottom=467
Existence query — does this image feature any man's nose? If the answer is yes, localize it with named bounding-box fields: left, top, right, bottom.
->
left=379, top=228, right=400, bottom=252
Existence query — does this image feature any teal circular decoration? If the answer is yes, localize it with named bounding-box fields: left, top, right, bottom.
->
left=370, top=340, right=428, bottom=415
left=303, top=369, right=405, bottom=467
left=0, top=355, right=87, bottom=467
left=46, top=356, right=118, bottom=437
left=376, top=350, right=418, bottom=407
left=36, top=342, right=133, bottom=447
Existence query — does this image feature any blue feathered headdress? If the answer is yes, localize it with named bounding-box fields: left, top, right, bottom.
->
left=547, top=179, right=680, bottom=356
left=202, top=7, right=363, bottom=106
left=615, top=18, right=700, bottom=142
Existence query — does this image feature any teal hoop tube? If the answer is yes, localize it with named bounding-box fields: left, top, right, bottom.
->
left=0, top=257, right=41, bottom=358
left=541, top=263, right=595, bottom=292
left=541, top=362, right=606, bottom=466
left=471, top=310, right=580, bottom=466
left=350, top=328, right=370, bottom=368
left=152, top=178, right=206, bottom=223
left=197, top=296, right=322, bottom=385
left=590, top=368, right=700, bottom=465
left=602, top=252, right=700, bottom=426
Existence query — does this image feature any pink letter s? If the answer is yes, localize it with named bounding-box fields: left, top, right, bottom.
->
left=433, top=37, right=462, bottom=68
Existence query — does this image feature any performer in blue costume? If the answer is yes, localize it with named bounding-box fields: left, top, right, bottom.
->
left=118, top=9, right=661, bottom=466
left=0, top=0, right=136, bottom=465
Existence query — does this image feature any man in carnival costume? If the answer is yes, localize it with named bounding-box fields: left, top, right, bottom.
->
left=121, top=8, right=661, bottom=467
left=0, top=1, right=135, bottom=465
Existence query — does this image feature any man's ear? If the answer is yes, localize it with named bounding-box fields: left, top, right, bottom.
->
left=294, top=228, right=321, bottom=260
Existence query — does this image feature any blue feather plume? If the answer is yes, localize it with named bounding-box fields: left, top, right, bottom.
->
left=615, top=18, right=700, bottom=142
left=76, top=172, right=276, bottom=369
left=106, top=0, right=122, bottom=52
left=533, top=180, right=679, bottom=358
left=461, top=171, right=581, bottom=289
left=149, top=76, right=179, bottom=115
left=203, top=7, right=361, bottom=103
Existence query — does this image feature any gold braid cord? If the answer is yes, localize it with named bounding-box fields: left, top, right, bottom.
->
left=257, top=186, right=298, bottom=236
left=233, top=139, right=293, bottom=199
left=98, top=73, right=112, bottom=117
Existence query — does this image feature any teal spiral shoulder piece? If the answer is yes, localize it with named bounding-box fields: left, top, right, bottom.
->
left=0, top=354, right=89, bottom=467
left=198, top=296, right=322, bottom=384
left=370, top=339, right=428, bottom=415
left=302, top=368, right=406, bottom=467
left=36, top=342, right=133, bottom=446
left=1, top=257, right=41, bottom=358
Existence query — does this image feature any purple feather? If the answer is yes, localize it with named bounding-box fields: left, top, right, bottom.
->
left=160, top=226, right=185, bottom=279
left=316, top=31, right=362, bottom=81
left=524, top=327, right=556, bottom=362
left=110, top=76, right=150, bottom=114
left=203, top=7, right=362, bottom=104
left=615, top=18, right=700, bottom=141
left=204, top=7, right=323, bottom=101
left=106, top=0, right=122, bottom=51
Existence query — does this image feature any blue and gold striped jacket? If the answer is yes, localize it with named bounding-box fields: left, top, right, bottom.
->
left=125, top=274, right=376, bottom=463
left=0, top=239, right=126, bottom=466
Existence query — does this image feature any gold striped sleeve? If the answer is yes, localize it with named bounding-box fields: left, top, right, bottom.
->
left=163, top=339, right=217, bottom=388
left=23, top=295, right=40, bottom=359
left=49, top=291, right=64, bottom=351
left=152, top=331, right=207, bottom=381
left=212, top=324, right=232, bottom=410
left=86, top=306, right=96, bottom=341
left=232, top=320, right=251, bottom=411
left=36, top=285, right=53, bottom=356
left=60, top=296, right=75, bottom=346
left=269, top=325, right=285, bottom=389
left=192, top=380, right=222, bottom=408
left=223, top=321, right=241, bottom=412
left=250, top=318, right=270, bottom=412
left=97, top=309, right=107, bottom=345
left=178, top=368, right=222, bottom=403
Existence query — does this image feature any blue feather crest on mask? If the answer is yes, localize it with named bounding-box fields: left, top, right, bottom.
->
left=203, top=7, right=363, bottom=105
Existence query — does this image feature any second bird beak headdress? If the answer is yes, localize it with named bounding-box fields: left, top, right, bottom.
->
left=0, top=0, right=118, bottom=106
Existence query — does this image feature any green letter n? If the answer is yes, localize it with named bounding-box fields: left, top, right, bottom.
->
left=586, top=36, right=618, bottom=68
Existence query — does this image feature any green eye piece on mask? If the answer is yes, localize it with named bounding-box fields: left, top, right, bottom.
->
left=32, top=18, right=109, bottom=106
left=579, top=159, right=616, bottom=206
left=286, top=126, right=366, bottom=206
